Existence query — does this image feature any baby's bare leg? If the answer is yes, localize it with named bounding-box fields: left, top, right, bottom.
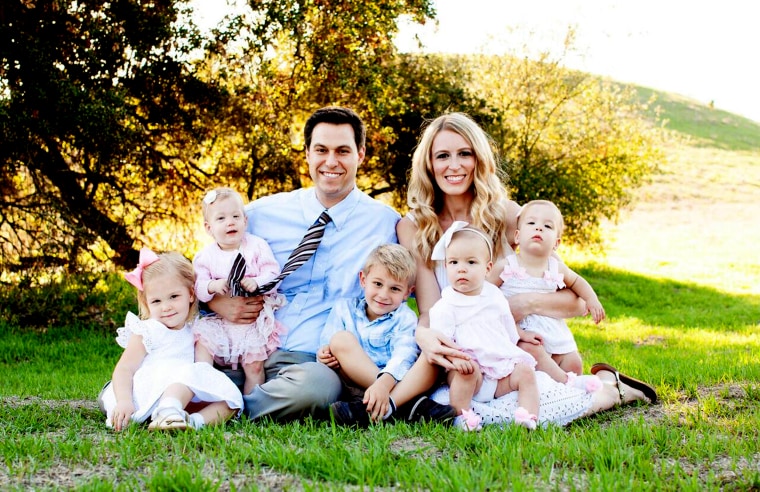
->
left=553, top=351, right=583, bottom=375
left=243, top=359, right=265, bottom=395
left=519, top=340, right=568, bottom=383
left=194, top=342, right=214, bottom=364
left=446, top=366, right=481, bottom=414
left=495, top=363, right=539, bottom=417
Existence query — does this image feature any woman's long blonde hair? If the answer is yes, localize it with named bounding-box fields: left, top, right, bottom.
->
left=407, top=112, right=510, bottom=265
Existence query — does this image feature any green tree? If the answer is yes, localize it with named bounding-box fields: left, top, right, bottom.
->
left=0, top=0, right=229, bottom=274
left=467, top=52, right=663, bottom=246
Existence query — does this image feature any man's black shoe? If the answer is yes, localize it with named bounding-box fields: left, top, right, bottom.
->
left=329, top=400, right=372, bottom=427
left=398, top=396, right=455, bottom=425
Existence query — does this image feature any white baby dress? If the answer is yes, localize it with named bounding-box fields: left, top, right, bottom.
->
left=101, top=312, right=243, bottom=426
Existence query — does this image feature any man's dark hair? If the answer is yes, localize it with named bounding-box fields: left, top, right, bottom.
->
left=304, top=106, right=366, bottom=151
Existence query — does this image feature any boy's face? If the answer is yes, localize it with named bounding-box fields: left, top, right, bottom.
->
left=359, top=265, right=413, bottom=322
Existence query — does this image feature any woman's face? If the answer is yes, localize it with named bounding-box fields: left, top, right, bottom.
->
left=430, top=130, right=477, bottom=197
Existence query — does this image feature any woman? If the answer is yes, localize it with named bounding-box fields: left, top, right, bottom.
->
left=396, top=112, right=656, bottom=426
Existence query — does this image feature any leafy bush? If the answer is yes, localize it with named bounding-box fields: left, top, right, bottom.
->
left=0, top=273, right=135, bottom=332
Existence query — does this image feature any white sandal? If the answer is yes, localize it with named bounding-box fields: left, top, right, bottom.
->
left=148, top=408, right=189, bottom=431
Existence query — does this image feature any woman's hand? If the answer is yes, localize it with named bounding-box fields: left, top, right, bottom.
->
left=207, top=295, right=264, bottom=324
left=508, top=290, right=586, bottom=322
left=415, top=326, right=469, bottom=371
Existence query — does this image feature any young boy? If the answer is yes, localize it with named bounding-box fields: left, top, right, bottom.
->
left=317, top=243, right=424, bottom=426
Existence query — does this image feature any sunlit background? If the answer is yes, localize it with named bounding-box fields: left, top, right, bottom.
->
left=193, top=0, right=760, bottom=123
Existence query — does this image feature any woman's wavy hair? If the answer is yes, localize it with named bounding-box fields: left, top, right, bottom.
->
left=407, top=112, right=510, bottom=266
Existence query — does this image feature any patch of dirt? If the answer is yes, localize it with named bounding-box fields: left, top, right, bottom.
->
left=2, top=384, right=757, bottom=490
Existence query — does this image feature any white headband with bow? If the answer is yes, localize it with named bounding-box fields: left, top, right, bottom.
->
left=431, top=221, right=493, bottom=261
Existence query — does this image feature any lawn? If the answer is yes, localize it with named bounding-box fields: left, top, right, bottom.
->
left=1, top=90, right=759, bottom=490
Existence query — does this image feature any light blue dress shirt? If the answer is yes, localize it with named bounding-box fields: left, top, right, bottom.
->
left=247, top=187, right=400, bottom=354
left=319, top=296, right=420, bottom=382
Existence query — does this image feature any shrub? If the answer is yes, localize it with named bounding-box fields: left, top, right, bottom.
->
left=0, top=273, right=135, bottom=332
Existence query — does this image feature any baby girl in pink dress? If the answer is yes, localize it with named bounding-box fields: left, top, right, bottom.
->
left=192, top=187, right=286, bottom=395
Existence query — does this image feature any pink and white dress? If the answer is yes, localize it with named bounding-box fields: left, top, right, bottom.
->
left=499, top=255, right=578, bottom=355
left=193, top=233, right=286, bottom=368
left=429, top=282, right=536, bottom=395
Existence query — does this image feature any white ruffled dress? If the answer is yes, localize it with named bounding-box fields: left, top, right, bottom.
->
left=101, top=313, right=243, bottom=426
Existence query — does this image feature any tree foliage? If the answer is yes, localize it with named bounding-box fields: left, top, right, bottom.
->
left=0, top=1, right=663, bottom=280
left=466, top=52, right=663, bottom=246
left=1, top=0, right=231, bottom=274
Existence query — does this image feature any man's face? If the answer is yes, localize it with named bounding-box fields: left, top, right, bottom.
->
left=306, top=123, right=364, bottom=208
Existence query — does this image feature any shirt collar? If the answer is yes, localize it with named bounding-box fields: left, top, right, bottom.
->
left=303, top=187, right=361, bottom=231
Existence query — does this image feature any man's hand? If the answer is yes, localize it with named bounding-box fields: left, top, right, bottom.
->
left=207, top=294, right=264, bottom=324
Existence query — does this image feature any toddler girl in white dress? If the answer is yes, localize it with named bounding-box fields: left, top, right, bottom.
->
left=496, top=200, right=605, bottom=390
left=102, top=248, right=242, bottom=431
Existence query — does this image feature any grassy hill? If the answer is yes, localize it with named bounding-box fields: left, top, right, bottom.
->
left=567, top=82, right=760, bottom=298
left=631, top=84, right=760, bottom=151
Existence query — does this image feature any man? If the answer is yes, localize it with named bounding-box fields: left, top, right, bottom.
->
left=210, top=106, right=452, bottom=423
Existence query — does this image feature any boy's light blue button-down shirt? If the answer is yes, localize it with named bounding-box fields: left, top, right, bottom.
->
left=247, top=187, right=400, bottom=354
left=319, top=296, right=420, bottom=382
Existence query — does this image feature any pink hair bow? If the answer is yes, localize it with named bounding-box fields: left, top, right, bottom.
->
left=124, top=248, right=160, bottom=291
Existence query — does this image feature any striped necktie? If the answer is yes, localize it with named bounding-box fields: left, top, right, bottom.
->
left=251, top=210, right=332, bottom=295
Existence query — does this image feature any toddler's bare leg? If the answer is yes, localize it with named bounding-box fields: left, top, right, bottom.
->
left=243, top=359, right=265, bottom=396
left=197, top=401, right=236, bottom=426
left=554, top=351, right=583, bottom=375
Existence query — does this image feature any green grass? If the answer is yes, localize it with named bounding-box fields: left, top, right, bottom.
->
left=2, top=84, right=760, bottom=490
left=630, top=84, right=760, bottom=151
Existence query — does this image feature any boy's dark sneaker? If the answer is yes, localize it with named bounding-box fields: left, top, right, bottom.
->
left=329, top=400, right=372, bottom=427
left=397, top=396, right=455, bottom=425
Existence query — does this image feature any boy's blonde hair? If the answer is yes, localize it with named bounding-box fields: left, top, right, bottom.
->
left=201, top=187, right=246, bottom=221
left=517, top=200, right=565, bottom=236
left=363, top=244, right=417, bottom=287
left=136, top=251, right=198, bottom=322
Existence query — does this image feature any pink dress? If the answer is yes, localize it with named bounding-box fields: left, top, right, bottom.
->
left=429, top=282, right=536, bottom=382
left=192, top=233, right=286, bottom=368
